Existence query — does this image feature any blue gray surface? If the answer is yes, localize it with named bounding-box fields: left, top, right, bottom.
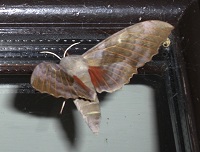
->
left=0, top=84, right=158, bottom=152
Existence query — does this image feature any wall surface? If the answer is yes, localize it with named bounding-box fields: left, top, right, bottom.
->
left=0, top=84, right=158, bottom=152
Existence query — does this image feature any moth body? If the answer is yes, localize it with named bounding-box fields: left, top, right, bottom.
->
left=60, top=55, right=100, bottom=132
left=60, top=55, right=87, bottom=74
left=60, top=55, right=95, bottom=90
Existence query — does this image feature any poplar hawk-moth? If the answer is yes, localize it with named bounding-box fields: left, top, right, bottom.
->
left=31, top=20, right=174, bottom=133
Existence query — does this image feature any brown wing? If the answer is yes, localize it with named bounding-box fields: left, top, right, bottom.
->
left=82, top=20, right=174, bottom=93
left=31, top=62, right=96, bottom=100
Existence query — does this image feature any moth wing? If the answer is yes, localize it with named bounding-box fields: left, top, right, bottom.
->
left=31, top=62, right=96, bottom=100
left=82, top=20, right=174, bottom=93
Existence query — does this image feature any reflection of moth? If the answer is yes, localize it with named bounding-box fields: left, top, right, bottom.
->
left=31, top=20, right=174, bottom=133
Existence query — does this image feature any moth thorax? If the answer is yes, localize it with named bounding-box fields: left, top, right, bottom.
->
left=60, top=55, right=89, bottom=76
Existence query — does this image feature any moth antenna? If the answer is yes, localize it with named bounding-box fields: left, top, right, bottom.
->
left=60, top=101, right=66, bottom=114
left=64, top=42, right=81, bottom=57
left=40, top=51, right=61, bottom=60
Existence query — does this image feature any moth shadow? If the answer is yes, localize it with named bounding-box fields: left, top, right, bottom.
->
left=11, top=73, right=173, bottom=151
left=12, top=93, right=78, bottom=147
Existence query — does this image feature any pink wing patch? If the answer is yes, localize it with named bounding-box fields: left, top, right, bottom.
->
left=88, top=66, right=106, bottom=90
left=88, top=63, right=136, bottom=93
left=73, top=75, right=96, bottom=100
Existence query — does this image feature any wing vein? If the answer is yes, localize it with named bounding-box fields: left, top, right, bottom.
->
left=115, top=43, right=153, bottom=58
left=100, top=74, right=111, bottom=90
left=122, top=34, right=159, bottom=45
left=104, top=47, right=139, bottom=63
left=89, top=67, right=110, bottom=91
left=103, top=71, right=120, bottom=87
left=104, top=68, right=125, bottom=82
left=119, top=37, right=158, bottom=46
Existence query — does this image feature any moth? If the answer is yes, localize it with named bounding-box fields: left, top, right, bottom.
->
left=31, top=20, right=174, bottom=133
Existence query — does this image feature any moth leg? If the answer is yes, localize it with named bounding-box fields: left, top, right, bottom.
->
left=59, top=101, right=66, bottom=114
